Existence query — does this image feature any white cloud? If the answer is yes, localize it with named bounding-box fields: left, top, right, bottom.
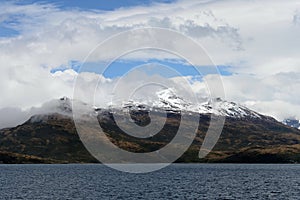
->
left=199, top=72, right=300, bottom=121
left=0, top=107, right=30, bottom=129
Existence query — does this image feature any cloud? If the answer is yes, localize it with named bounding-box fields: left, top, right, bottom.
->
left=293, top=10, right=300, bottom=25
left=0, top=1, right=243, bottom=67
left=0, top=107, right=30, bottom=129
left=1, top=0, right=299, bottom=70
left=246, top=100, right=300, bottom=122
left=198, top=72, right=300, bottom=121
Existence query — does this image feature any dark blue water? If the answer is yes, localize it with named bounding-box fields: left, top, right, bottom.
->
left=0, top=164, right=300, bottom=199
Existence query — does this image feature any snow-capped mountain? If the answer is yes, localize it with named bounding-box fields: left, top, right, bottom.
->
left=30, top=88, right=269, bottom=121
left=27, top=97, right=73, bottom=123
left=121, top=88, right=264, bottom=119
left=5, top=90, right=300, bottom=165
left=283, top=119, right=300, bottom=129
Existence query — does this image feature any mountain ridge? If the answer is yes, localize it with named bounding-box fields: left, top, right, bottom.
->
left=0, top=100, right=300, bottom=163
left=0, top=89, right=299, bottom=164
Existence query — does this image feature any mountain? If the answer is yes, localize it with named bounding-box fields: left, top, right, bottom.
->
left=283, top=119, right=300, bottom=129
left=1, top=89, right=300, bottom=163
left=121, top=88, right=264, bottom=119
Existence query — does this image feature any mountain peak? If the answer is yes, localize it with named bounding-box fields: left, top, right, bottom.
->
left=116, top=88, right=265, bottom=119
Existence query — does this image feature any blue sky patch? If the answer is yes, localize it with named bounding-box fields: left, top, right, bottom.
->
left=50, top=59, right=233, bottom=79
left=0, top=26, right=19, bottom=37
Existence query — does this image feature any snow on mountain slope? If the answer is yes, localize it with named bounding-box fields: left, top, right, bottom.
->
left=0, top=89, right=271, bottom=130
left=120, top=88, right=264, bottom=119
left=283, top=119, right=300, bottom=129
left=24, top=88, right=267, bottom=120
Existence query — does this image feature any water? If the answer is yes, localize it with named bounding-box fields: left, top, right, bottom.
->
left=0, top=164, right=300, bottom=199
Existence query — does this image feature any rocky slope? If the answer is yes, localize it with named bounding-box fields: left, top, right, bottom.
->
left=0, top=114, right=98, bottom=163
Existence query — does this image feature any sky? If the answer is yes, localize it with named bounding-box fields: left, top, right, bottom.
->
left=0, top=0, right=300, bottom=128
left=11, top=0, right=175, bottom=11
